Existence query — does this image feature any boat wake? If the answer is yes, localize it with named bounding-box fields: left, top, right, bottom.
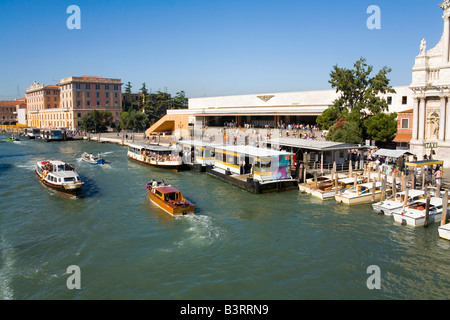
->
left=175, top=215, right=225, bottom=248
left=16, top=162, right=36, bottom=171
left=0, top=235, right=15, bottom=300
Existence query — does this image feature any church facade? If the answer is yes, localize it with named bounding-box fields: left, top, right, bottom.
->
left=410, top=0, right=450, bottom=167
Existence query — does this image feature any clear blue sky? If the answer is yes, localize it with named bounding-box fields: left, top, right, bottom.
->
left=0, top=0, right=444, bottom=99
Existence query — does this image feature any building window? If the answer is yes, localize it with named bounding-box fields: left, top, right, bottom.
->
left=114, top=85, right=118, bottom=91
left=105, top=85, right=109, bottom=90
left=387, top=97, right=392, bottom=105
left=106, top=92, right=109, bottom=98
left=77, top=113, right=81, bottom=118
left=86, top=84, right=90, bottom=90
left=114, top=93, right=118, bottom=98
left=87, top=101, right=91, bottom=107
left=97, top=101, right=100, bottom=106
left=402, top=96, right=408, bottom=105
left=401, top=118, right=409, bottom=129
left=95, top=85, right=100, bottom=90
left=76, top=92, right=81, bottom=98
left=96, top=92, right=100, bottom=98
left=87, top=92, right=90, bottom=98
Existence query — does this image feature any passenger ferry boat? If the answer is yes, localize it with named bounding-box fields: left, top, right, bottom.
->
left=127, top=143, right=183, bottom=171
left=335, top=182, right=389, bottom=205
left=310, top=177, right=364, bottom=200
left=35, top=160, right=84, bottom=198
left=392, top=197, right=449, bottom=227
left=144, top=181, right=195, bottom=216
left=81, top=152, right=104, bottom=165
left=372, top=189, right=425, bottom=216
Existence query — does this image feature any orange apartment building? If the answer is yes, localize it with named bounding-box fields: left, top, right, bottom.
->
left=0, top=98, right=27, bottom=126
left=393, top=109, right=413, bottom=150
left=26, top=76, right=122, bottom=130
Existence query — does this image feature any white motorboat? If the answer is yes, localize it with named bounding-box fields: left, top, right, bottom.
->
left=335, top=182, right=389, bottom=205
left=393, top=197, right=449, bottom=227
left=311, top=177, right=364, bottom=200
left=372, top=189, right=425, bottom=216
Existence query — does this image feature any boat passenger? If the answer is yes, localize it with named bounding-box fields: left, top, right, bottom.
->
left=152, top=179, right=158, bottom=188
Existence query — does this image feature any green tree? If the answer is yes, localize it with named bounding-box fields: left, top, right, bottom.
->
left=173, top=91, right=188, bottom=109
left=120, top=110, right=149, bottom=131
left=318, top=57, right=396, bottom=143
left=122, top=82, right=133, bottom=112
left=364, top=112, right=398, bottom=143
left=79, top=110, right=113, bottom=133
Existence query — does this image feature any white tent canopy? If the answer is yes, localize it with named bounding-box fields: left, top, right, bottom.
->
left=373, top=149, right=413, bottom=158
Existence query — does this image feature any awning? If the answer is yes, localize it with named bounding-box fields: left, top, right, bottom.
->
left=393, top=134, right=412, bottom=143
left=373, top=149, right=413, bottom=158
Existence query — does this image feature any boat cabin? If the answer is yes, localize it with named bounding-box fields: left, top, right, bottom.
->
left=153, top=186, right=184, bottom=202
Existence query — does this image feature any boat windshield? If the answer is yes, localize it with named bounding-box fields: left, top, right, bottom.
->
left=165, top=192, right=178, bottom=201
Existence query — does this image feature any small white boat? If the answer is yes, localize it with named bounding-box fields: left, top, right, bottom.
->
left=438, top=223, right=450, bottom=240
left=372, top=189, right=425, bottom=216
left=81, top=152, right=104, bottom=165
left=393, top=197, right=449, bottom=227
left=299, top=176, right=331, bottom=194
left=335, top=182, right=389, bottom=205
left=35, top=160, right=84, bottom=198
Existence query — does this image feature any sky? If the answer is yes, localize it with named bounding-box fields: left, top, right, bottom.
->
left=0, top=0, right=445, bottom=99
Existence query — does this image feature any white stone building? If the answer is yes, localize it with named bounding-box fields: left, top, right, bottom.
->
left=410, top=0, right=450, bottom=168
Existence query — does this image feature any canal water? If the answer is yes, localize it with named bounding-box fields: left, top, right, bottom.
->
left=1, top=135, right=450, bottom=300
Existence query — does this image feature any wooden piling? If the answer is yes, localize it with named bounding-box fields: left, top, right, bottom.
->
left=354, top=174, right=358, bottom=192
left=401, top=174, right=406, bottom=192
left=441, top=190, right=449, bottom=226
left=424, top=194, right=431, bottom=227
left=381, top=176, right=386, bottom=201
left=314, top=171, right=318, bottom=189
left=335, top=174, right=339, bottom=195
left=403, top=188, right=409, bottom=207
left=392, top=175, right=397, bottom=196
left=378, top=168, right=381, bottom=182
left=349, top=160, right=353, bottom=177
left=422, top=170, right=426, bottom=191
left=372, top=178, right=376, bottom=203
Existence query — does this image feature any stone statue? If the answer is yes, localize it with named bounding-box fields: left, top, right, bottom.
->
left=420, top=38, right=427, bottom=55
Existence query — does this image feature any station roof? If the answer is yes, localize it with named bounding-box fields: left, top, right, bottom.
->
left=214, top=144, right=293, bottom=157
left=267, top=138, right=364, bottom=151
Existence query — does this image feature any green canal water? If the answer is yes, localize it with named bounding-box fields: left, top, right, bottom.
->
left=1, top=134, right=450, bottom=300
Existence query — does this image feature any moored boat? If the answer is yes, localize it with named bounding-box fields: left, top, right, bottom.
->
left=311, top=177, right=364, bottom=200
left=81, top=152, right=104, bottom=165
left=144, top=181, right=195, bottom=216
left=299, top=176, right=330, bottom=194
left=35, top=160, right=84, bottom=198
left=439, top=223, right=450, bottom=240
left=127, top=143, right=183, bottom=171
left=392, top=197, right=449, bottom=227
left=372, top=189, right=425, bottom=216
left=335, top=182, right=389, bottom=205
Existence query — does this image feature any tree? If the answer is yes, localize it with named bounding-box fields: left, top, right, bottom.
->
left=364, top=112, right=398, bottom=143
left=173, top=91, right=188, bottom=109
left=79, top=110, right=113, bottom=133
left=318, top=57, right=396, bottom=143
left=120, top=110, right=149, bottom=131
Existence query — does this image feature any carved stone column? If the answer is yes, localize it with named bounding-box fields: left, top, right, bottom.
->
left=412, top=97, right=419, bottom=140
left=439, top=96, right=447, bottom=141
left=418, top=97, right=427, bottom=141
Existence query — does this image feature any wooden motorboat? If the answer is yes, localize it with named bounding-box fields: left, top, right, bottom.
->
left=128, top=143, right=184, bottom=171
left=372, top=189, right=425, bottom=216
left=144, top=181, right=195, bottom=216
left=335, top=182, right=390, bottom=205
left=35, top=160, right=84, bottom=198
left=393, top=197, right=449, bottom=227
left=81, top=152, right=104, bottom=165
left=439, top=223, right=450, bottom=240
left=311, top=177, right=364, bottom=200
left=298, top=176, right=330, bottom=194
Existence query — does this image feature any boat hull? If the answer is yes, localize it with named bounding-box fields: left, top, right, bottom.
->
left=393, top=211, right=442, bottom=227
left=439, top=224, right=450, bottom=240
left=335, top=192, right=382, bottom=205
left=372, top=202, right=404, bottom=216
left=145, top=186, right=194, bottom=216
left=128, top=153, right=184, bottom=171
left=35, top=170, right=83, bottom=198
